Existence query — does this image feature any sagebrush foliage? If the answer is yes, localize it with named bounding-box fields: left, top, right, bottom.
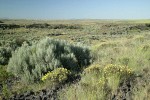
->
left=7, top=37, right=91, bottom=83
left=0, top=39, right=25, bottom=65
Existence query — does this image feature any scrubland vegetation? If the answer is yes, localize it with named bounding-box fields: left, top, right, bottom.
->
left=0, top=19, right=150, bottom=99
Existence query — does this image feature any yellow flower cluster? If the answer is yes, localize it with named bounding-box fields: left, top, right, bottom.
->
left=41, top=68, right=71, bottom=83
left=84, top=64, right=132, bottom=76
left=104, top=64, right=132, bottom=76
left=98, top=78, right=105, bottom=85
left=84, top=64, right=101, bottom=73
left=93, top=77, right=105, bottom=89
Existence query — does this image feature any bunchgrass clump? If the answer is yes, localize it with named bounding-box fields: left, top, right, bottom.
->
left=59, top=64, right=134, bottom=100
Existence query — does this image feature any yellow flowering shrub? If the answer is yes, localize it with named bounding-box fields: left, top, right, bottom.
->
left=97, top=77, right=105, bottom=89
left=82, top=64, right=133, bottom=88
left=84, top=64, right=102, bottom=73
left=104, top=64, right=133, bottom=77
left=41, top=68, right=71, bottom=83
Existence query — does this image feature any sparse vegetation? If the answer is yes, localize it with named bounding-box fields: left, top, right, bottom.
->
left=0, top=19, right=150, bottom=99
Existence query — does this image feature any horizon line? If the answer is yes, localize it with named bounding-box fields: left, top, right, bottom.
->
left=1, top=18, right=150, bottom=21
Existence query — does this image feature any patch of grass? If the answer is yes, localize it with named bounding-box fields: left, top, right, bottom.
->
left=59, top=64, right=134, bottom=100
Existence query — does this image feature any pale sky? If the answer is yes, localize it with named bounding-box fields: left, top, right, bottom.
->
left=0, top=0, right=150, bottom=19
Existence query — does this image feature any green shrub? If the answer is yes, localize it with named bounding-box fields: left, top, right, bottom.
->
left=0, top=66, right=13, bottom=83
left=7, top=37, right=91, bottom=83
left=26, top=23, right=82, bottom=29
left=0, top=39, right=26, bottom=65
left=0, top=47, right=11, bottom=65
left=1, top=83, right=12, bottom=99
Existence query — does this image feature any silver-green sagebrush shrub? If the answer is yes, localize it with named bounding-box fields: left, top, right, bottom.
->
left=7, top=37, right=91, bottom=83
